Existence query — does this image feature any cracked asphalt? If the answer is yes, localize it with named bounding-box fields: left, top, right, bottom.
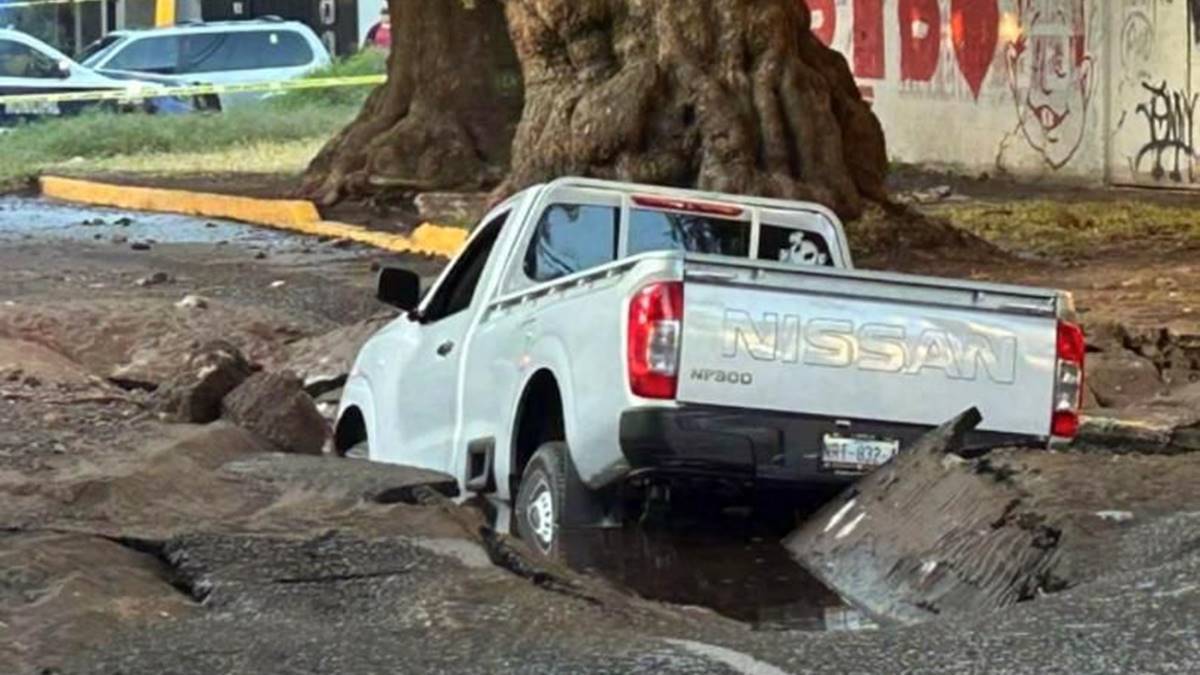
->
left=2, top=198, right=1200, bottom=674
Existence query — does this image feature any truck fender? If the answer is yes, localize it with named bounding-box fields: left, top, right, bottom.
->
left=336, top=374, right=377, bottom=456
left=501, top=338, right=581, bottom=492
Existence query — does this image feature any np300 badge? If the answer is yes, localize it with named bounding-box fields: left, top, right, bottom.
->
left=689, top=369, right=754, bottom=386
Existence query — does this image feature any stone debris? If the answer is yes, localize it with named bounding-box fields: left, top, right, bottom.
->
left=175, top=294, right=209, bottom=310
left=221, top=371, right=328, bottom=455
left=157, top=341, right=255, bottom=424
left=414, top=191, right=491, bottom=227
left=134, top=272, right=173, bottom=287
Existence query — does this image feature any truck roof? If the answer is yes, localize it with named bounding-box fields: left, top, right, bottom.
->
left=531, top=176, right=844, bottom=224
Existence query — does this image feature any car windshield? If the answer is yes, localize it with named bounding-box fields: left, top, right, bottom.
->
left=80, top=35, right=123, bottom=67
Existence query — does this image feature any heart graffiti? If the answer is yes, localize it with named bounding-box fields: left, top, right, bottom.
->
left=951, top=0, right=1000, bottom=99
left=808, top=0, right=1004, bottom=100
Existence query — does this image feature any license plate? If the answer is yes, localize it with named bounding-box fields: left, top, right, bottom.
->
left=821, top=435, right=899, bottom=470
left=4, top=100, right=60, bottom=116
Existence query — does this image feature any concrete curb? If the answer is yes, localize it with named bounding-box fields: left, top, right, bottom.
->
left=39, top=176, right=466, bottom=258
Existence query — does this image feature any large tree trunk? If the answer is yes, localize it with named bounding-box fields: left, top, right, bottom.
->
left=301, top=0, right=523, bottom=205
left=303, top=0, right=887, bottom=220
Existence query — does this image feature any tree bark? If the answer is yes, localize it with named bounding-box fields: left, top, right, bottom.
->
left=301, top=0, right=523, bottom=205
left=302, top=0, right=887, bottom=220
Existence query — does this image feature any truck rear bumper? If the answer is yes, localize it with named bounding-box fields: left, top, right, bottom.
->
left=618, top=405, right=1041, bottom=487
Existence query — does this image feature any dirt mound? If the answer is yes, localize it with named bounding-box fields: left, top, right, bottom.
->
left=0, top=338, right=102, bottom=389
left=847, top=203, right=1005, bottom=271
left=0, top=532, right=199, bottom=672
left=1, top=423, right=476, bottom=542
left=0, top=299, right=308, bottom=388
left=275, top=313, right=395, bottom=392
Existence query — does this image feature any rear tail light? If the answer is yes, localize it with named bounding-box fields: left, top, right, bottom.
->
left=628, top=281, right=683, bottom=399
left=1052, top=320, right=1086, bottom=438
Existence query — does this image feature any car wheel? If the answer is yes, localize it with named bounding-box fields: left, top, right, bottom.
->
left=515, top=442, right=570, bottom=559
left=343, top=439, right=370, bottom=460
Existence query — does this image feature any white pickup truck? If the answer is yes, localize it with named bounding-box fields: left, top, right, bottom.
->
left=335, top=178, right=1086, bottom=557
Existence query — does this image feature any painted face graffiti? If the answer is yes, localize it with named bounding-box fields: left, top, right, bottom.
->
left=1005, top=0, right=1094, bottom=169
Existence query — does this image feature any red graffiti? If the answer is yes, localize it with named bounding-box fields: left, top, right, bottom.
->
left=898, top=0, right=940, bottom=82
left=951, top=0, right=999, bottom=99
left=806, top=0, right=1011, bottom=100
left=806, top=0, right=836, bottom=46
left=853, top=0, right=885, bottom=79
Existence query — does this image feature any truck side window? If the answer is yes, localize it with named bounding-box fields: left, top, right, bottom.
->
left=758, top=225, right=834, bottom=267
left=524, top=204, right=618, bottom=282
left=422, top=212, right=508, bottom=322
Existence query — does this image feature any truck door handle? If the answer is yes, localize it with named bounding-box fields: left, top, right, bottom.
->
left=436, top=340, right=455, bottom=357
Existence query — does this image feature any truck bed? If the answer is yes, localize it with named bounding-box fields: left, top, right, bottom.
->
left=676, top=255, right=1065, bottom=438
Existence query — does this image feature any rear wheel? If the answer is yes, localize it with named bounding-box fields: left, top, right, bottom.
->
left=515, top=442, right=569, bottom=559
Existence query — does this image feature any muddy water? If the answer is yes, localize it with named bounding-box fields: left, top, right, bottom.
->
left=0, top=197, right=296, bottom=245
left=561, top=509, right=872, bottom=631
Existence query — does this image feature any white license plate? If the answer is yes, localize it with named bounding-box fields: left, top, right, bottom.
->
left=4, top=100, right=60, bottom=116
left=821, top=435, right=899, bottom=470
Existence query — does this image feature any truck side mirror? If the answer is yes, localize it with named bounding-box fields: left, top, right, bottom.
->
left=56, top=59, right=72, bottom=79
left=377, top=267, right=421, bottom=311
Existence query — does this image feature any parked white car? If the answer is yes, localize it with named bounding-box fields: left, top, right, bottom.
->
left=0, top=28, right=204, bottom=122
left=79, top=18, right=331, bottom=106
left=335, top=178, right=1086, bottom=558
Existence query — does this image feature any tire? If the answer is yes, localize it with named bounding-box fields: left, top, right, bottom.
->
left=343, top=439, right=370, bottom=460
left=515, top=442, right=570, bottom=559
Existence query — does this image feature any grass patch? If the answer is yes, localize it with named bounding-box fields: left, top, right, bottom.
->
left=0, top=101, right=356, bottom=188
left=51, top=137, right=329, bottom=176
left=924, top=200, right=1200, bottom=257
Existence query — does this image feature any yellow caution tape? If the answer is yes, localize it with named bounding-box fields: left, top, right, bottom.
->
left=0, top=74, right=386, bottom=106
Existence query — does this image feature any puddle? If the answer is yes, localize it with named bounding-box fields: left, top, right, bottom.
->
left=560, top=508, right=871, bottom=631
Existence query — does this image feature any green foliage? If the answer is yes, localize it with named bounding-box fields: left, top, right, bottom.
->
left=0, top=102, right=358, bottom=187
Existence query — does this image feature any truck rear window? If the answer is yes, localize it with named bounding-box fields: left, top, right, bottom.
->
left=628, top=210, right=833, bottom=266
left=628, top=209, right=749, bottom=256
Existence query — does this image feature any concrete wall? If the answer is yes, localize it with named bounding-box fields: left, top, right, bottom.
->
left=809, top=0, right=1200, bottom=188
left=1108, top=0, right=1199, bottom=188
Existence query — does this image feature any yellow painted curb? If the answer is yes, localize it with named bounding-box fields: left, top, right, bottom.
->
left=38, top=176, right=466, bottom=258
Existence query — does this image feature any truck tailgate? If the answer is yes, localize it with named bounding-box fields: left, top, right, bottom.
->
left=676, top=259, right=1061, bottom=437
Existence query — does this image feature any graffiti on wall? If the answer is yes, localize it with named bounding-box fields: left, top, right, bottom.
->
left=1120, top=0, right=1156, bottom=82
left=1133, top=81, right=1199, bottom=183
left=1004, top=0, right=1096, bottom=169
left=805, top=0, right=1006, bottom=101
left=805, top=0, right=1098, bottom=169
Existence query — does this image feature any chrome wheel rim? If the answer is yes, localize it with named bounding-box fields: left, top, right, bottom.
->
left=526, top=477, right=555, bottom=551
left=344, top=441, right=369, bottom=460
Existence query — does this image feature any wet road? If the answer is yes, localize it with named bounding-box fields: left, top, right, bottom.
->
left=0, top=196, right=296, bottom=246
